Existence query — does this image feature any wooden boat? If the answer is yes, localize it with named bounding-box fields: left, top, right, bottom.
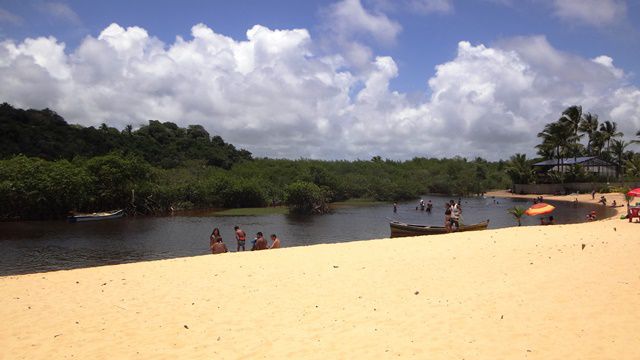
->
left=389, top=219, right=490, bottom=238
left=68, top=209, right=124, bottom=223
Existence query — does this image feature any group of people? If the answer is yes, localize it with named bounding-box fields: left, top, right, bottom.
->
left=209, top=225, right=281, bottom=254
left=532, top=195, right=545, bottom=204
left=444, top=199, right=462, bottom=232
left=417, top=199, right=433, bottom=212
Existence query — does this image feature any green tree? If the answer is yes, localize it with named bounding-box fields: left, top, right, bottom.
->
left=609, top=139, right=629, bottom=178
left=625, top=154, right=640, bottom=179
left=285, top=181, right=328, bottom=214
left=537, top=121, right=578, bottom=175
left=599, top=120, right=623, bottom=153
left=578, top=112, right=600, bottom=155
left=505, top=154, right=533, bottom=185
left=508, top=206, right=526, bottom=226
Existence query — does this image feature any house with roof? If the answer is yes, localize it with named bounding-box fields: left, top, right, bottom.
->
left=532, top=156, right=616, bottom=179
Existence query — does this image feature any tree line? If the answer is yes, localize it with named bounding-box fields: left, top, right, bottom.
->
left=0, top=104, right=511, bottom=220
left=0, top=103, right=251, bottom=169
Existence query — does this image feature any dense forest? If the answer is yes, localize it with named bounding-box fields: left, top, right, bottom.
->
left=0, top=103, right=510, bottom=220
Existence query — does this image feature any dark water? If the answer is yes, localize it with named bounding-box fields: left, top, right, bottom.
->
left=0, top=195, right=612, bottom=276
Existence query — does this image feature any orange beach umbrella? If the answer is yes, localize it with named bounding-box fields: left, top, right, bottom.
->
left=627, top=188, right=640, bottom=198
left=524, top=202, right=555, bottom=216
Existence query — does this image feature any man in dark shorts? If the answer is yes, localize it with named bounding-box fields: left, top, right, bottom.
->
left=449, top=200, right=460, bottom=231
left=234, top=226, right=247, bottom=251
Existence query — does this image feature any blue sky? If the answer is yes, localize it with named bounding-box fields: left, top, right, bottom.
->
left=1, top=0, right=639, bottom=159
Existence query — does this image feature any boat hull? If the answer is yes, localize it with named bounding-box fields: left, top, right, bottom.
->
left=390, top=220, right=489, bottom=238
left=68, top=209, right=124, bottom=223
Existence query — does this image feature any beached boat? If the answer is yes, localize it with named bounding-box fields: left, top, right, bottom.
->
left=68, top=209, right=124, bottom=223
left=389, top=219, right=489, bottom=238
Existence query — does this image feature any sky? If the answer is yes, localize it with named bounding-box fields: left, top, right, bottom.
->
left=0, top=0, right=639, bottom=160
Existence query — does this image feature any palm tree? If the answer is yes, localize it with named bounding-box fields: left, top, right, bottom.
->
left=625, top=154, right=640, bottom=178
left=599, top=120, right=623, bottom=153
left=537, top=121, right=579, bottom=175
left=505, top=153, right=534, bottom=185
left=508, top=206, right=526, bottom=226
left=590, top=130, right=606, bottom=156
left=578, top=112, right=599, bottom=155
left=560, top=105, right=582, bottom=136
left=609, top=139, right=629, bottom=178
left=559, top=106, right=585, bottom=163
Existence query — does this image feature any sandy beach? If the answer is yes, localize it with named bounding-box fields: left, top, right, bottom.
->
left=1, top=192, right=639, bottom=359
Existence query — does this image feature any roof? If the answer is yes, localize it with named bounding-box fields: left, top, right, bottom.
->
left=533, top=156, right=614, bottom=167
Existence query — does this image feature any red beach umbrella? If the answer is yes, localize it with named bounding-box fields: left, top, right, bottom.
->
left=627, top=188, right=640, bottom=198
left=524, top=202, right=555, bottom=216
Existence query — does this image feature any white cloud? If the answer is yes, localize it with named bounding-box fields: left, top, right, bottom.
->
left=38, top=2, right=81, bottom=25
left=327, top=0, right=402, bottom=45
left=0, top=8, right=23, bottom=25
left=0, top=23, right=638, bottom=160
left=408, top=0, right=454, bottom=14
left=550, top=0, right=627, bottom=27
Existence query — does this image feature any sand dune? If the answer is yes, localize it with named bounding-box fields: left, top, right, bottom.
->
left=1, top=192, right=639, bottom=359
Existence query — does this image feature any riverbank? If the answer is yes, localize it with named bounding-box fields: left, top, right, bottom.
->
left=2, top=198, right=639, bottom=358
left=486, top=190, right=628, bottom=218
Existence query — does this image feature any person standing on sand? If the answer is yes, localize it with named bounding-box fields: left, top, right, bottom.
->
left=444, top=202, right=452, bottom=232
left=449, top=200, right=460, bottom=231
left=210, top=228, right=223, bottom=254
left=591, top=189, right=596, bottom=200
left=234, top=225, right=247, bottom=252
left=269, top=234, right=281, bottom=249
left=252, top=232, right=268, bottom=250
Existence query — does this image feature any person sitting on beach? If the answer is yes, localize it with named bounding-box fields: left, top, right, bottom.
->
left=211, top=236, right=228, bottom=254
left=252, top=232, right=268, bottom=251
left=210, top=227, right=223, bottom=254
left=611, top=200, right=617, bottom=207
left=599, top=196, right=607, bottom=206
left=235, top=226, right=247, bottom=252
left=540, top=216, right=555, bottom=225
left=269, top=234, right=281, bottom=249
left=586, top=211, right=596, bottom=221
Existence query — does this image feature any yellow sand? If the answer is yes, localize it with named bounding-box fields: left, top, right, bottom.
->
left=1, top=193, right=639, bottom=359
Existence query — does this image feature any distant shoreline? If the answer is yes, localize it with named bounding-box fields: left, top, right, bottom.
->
left=486, top=189, right=626, bottom=220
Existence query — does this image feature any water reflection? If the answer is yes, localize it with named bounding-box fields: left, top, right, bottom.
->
left=0, top=195, right=612, bottom=276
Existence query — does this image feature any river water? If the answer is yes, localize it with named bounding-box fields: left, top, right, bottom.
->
left=0, top=195, right=612, bottom=276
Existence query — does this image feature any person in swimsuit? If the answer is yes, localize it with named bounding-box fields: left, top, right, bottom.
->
left=269, top=234, right=281, bottom=249
left=252, top=232, right=268, bottom=250
left=234, top=225, right=247, bottom=251
left=211, top=234, right=228, bottom=254
left=444, top=202, right=452, bottom=232
left=210, top=227, right=223, bottom=254
left=448, top=200, right=459, bottom=231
